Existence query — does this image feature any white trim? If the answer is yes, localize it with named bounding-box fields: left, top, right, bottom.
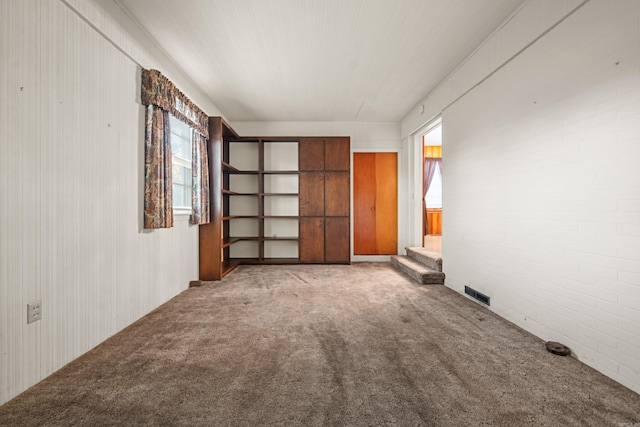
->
left=417, top=116, right=442, bottom=137
left=172, top=155, right=191, bottom=168
left=352, top=256, right=392, bottom=263
left=173, top=207, right=192, bottom=216
left=410, top=116, right=442, bottom=246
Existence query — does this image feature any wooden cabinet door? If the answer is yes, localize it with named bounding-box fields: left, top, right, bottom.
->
left=353, top=153, right=377, bottom=255
left=299, top=172, right=325, bottom=216
left=325, top=138, right=350, bottom=171
left=299, top=137, right=351, bottom=264
left=353, top=152, right=397, bottom=255
left=299, top=138, right=325, bottom=171
left=325, top=217, right=349, bottom=262
left=300, top=217, right=325, bottom=262
left=325, top=171, right=349, bottom=217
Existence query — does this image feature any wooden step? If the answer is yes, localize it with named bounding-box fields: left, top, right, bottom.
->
left=390, top=255, right=445, bottom=285
left=405, top=247, right=442, bottom=272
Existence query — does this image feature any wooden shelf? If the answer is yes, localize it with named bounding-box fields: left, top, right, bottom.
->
left=223, top=191, right=298, bottom=196
left=222, top=160, right=260, bottom=175
left=222, top=237, right=241, bottom=247
left=263, top=236, right=299, bottom=241
left=222, top=215, right=259, bottom=220
left=222, top=166, right=259, bottom=175
left=223, top=189, right=262, bottom=196
left=221, top=260, right=239, bottom=278
left=229, top=258, right=300, bottom=265
left=221, top=161, right=239, bottom=172
left=222, top=236, right=261, bottom=247
left=222, top=215, right=298, bottom=220
left=262, top=170, right=299, bottom=175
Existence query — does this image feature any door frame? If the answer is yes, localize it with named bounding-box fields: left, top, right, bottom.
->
left=410, top=116, right=442, bottom=248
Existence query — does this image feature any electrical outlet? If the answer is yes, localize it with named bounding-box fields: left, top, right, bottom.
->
left=27, top=301, right=42, bottom=324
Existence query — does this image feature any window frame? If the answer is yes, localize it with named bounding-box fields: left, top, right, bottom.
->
left=169, top=114, right=193, bottom=216
left=425, top=160, right=443, bottom=209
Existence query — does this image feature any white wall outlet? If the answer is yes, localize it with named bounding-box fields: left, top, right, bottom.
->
left=27, top=301, right=42, bottom=324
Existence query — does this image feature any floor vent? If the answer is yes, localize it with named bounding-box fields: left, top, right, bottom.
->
left=465, top=286, right=490, bottom=306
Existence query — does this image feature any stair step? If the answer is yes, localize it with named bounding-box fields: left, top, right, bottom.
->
left=390, top=255, right=445, bottom=285
left=405, top=247, right=442, bottom=272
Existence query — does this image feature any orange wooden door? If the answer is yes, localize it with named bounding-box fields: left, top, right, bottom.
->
left=353, top=153, right=398, bottom=255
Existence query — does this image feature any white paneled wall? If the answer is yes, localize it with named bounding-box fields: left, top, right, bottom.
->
left=0, top=0, right=211, bottom=405
left=439, top=0, right=640, bottom=393
left=63, top=0, right=224, bottom=120
left=401, top=0, right=586, bottom=138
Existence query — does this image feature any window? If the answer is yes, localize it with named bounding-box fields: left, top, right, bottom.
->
left=169, top=114, right=192, bottom=213
left=425, top=161, right=442, bottom=208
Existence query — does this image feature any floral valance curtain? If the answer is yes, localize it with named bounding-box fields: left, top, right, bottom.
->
left=141, top=69, right=209, bottom=139
left=141, top=68, right=210, bottom=229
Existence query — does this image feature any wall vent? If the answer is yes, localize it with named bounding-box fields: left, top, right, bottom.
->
left=465, top=286, right=490, bottom=306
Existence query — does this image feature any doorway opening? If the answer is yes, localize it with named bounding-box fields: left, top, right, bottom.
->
left=422, top=121, right=442, bottom=253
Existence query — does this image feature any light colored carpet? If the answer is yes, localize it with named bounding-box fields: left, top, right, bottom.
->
left=1, top=263, right=638, bottom=426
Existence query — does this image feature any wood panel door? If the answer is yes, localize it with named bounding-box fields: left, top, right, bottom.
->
left=353, top=152, right=397, bottom=255
left=299, top=138, right=325, bottom=171
left=299, top=172, right=325, bottom=216
left=299, top=137, right=350, bottom=263
left=325, top=171, right=349, bottom=217
left=325, top=138, right=350, bottom=171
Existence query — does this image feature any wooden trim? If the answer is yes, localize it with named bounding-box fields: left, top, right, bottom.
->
left=198, top=117, right=223, bottom=280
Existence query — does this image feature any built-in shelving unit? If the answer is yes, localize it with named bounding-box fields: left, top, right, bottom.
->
left=199, top=118, right=350, bottom=281
left=223, top=138, right=299, bottom=271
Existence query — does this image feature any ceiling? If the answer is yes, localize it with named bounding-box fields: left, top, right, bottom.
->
left=117, top=0, right=526, bottom=122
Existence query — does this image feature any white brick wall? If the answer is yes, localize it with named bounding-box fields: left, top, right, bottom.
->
left=441, top=0, right=640, bottom=393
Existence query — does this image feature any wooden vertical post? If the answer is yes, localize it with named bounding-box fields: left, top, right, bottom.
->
left=198, top=117, right=222, bottom=280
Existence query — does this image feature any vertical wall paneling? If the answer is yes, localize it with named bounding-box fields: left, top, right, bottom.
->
left=0, top=0, right=208, bottom=405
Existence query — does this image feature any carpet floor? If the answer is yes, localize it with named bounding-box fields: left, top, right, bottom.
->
left=1, top=263, right=639, bottom=426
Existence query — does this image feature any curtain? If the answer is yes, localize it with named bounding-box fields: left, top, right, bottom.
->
left=141, top=68, right=211, bottom=228
left=423, top=157, right=442, bottom=235
left=144, top=105, right=173, bottom=229
left=191, top=129, right=210, bottom=225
